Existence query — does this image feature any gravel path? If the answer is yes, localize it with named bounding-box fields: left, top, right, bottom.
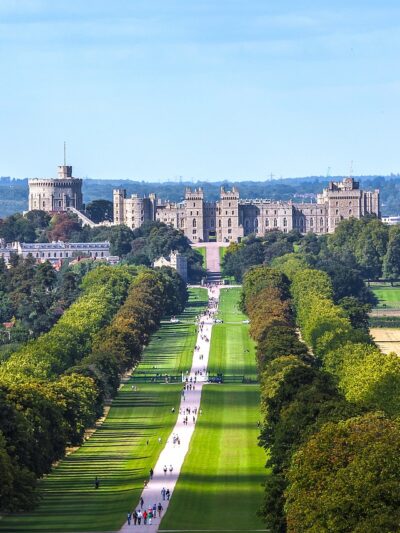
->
left=119, top=286, right=220, bottom=532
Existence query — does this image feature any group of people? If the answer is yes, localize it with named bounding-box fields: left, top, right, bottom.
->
left=127, top=501, right=164, bottom=526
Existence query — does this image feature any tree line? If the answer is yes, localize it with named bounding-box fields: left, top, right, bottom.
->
left=0, top=212, right=205, bottom=281
left=0, top=265, right=187, bottom=512
left=223, top=215, right=400, bottom=284
left=242, top=263, right=400, bottom=532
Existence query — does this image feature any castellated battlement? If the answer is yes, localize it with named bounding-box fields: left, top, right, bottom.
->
left=28, top=164, right=83, bottom=213
left=113, top=177, right=380, bottom=243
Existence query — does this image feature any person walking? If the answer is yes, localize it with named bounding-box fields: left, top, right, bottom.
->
left=94, top=476, right=100, bottom=489
left=158, top=502, right=163, bottom=518
left=152, top=503, right=157, bottom=516
left=133, top=510, right=138, bottom=525
left=163, top=465, right=167, bottom=475
left=127, top=512, right=131, bottom=525
left=140, top=496, right=144, bottom=509
left=137, top=510, right=142, bottom=525
left=143, top=509, right=148, bottom=524
left=149, top=467, right=154, bottom=480
left=169, top=464, right=173, bottom=474
left=166, top=488, right=170, bottom=500
left=161, top=487, right=166, bottom=501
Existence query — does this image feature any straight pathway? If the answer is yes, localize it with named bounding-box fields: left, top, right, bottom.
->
left=119, top=285, right=220, bottom=532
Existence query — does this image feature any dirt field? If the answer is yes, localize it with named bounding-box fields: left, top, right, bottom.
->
left=371, top=328, right=400, bottom=355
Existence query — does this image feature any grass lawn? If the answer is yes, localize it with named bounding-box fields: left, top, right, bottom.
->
left=159, top=385, right=265, bottom=532
left=0, top=289, right=207, bottom=532
left=217, top=287, right=247, bottom=322
left=371, top=284, right=400, bottom=308
left=210, top=288, right=257, bottom=379
left=160, top=285, right=265, bottom=531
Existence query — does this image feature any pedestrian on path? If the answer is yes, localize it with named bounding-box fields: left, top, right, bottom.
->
left=133, top=510, right=138, bottom=525
left=127, top=512, right=131, bottom=525
left=149, top=468, right=154, bottom=480
left=137, top=510, right=142, bottom=525
left=166, top=489, right=170, bottom=500
left=163, top=465, right=167, bottom=475
left=161, top=487, right=166, bottom=500
left=169, top=464, right=173, bottom=474
left=153, top=503, right=157, bottom=516
left=143, top=510, right=148, bottom=524
left=140, top=496, right=144, bottom=509
left=158, top=502, right=163, bottom=517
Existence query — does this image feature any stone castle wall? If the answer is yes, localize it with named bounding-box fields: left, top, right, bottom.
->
left=113, top=178, right=380, bottom=243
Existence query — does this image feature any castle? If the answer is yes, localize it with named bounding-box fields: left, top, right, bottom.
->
left=26, top=164, right=380, bottom=243
left=28, top=165, right=83, bottom=212
left=114, top=178, right=380, bottom=243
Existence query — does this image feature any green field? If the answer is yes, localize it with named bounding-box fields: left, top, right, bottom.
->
left=217, top=287, right=247, bottom=322
left=209, top=290, right=256, bottom=379
left=0, top=289, right=207, bottom=532
left=160, top=287, right=265, bottom=531
left=371, top=284, right=400, bottom=309
left=160, top=386, right=265, bottom=532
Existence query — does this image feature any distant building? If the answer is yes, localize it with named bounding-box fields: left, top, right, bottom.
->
left=0, top=241, right=112, bottom=264
left=153, top=250, right=188, bottom=282
left=114, top=178, right=380, bottom=242
left=382, top=216, right=400, bottom=226
left=28, top=164, right=83, bottom=213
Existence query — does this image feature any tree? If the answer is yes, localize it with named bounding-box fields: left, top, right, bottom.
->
left=383, top=226, right=400, bottom=280
left=285, top=413, right=400, bottom=533
left=86, top=200, right=113, bottom=223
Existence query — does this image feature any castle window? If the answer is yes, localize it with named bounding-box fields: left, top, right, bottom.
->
left=320, top=217, right=324, bottom=226
left=193, top=203, right=195, bottom=207
left=336, top=209, right=339, bottom=215
left=229, top=202, right=231, bottom=207
left=336, top=201, right=339, bottom=206
left=266, top=219, right=269, bottom=227
left=274, top=219, right=277, bottom=227
left=283, top=218, right=287, bottom=227
left=349, top=209, right=352, bottom=215
left=58, top=201, right=62, bottom=207
left=232, top=211, right=234, bottom=215
left=228, top=218, right=232, bottom=227
left=219, top=220, right=221, bottom=227
left=193, top=229, right=197, bottom=235
left=228, top=229, right=232, bottom=234
left=43, top=201, right=46, bottom=208
left=310, top=218, right=313, bottom=226
left=193, top=219, right=197, bottom=228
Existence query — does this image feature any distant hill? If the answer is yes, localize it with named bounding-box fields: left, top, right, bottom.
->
left=1, top=174, right=399, bottom=218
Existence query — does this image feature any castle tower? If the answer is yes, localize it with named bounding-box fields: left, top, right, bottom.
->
left=216, top=186, right=243, bottom=242
left=184, top=188, right=205, bottom=242
left=28, top=164, right=83, bottom=213
left=113, top=189, right=126, bottom=225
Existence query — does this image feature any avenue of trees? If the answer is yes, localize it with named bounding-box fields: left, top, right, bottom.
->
left=0, top=265, right=187, bottom=512
left=243, top=260, right=400, bottom=532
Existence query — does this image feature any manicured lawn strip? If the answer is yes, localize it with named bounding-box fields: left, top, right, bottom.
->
left=217, top=287, right=247, bottom=322
left=371, top=286, right=400, bottom=308
left=208, top=324, right=257, bottom=379
left=139, top=288, right=208, bottom=377
left=0, top=289, right=207, bottom=532
left=160, top=385, right=266, bottom=531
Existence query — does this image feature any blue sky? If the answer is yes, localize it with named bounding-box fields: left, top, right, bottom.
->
left=1, top=0, right=400, bottom=181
